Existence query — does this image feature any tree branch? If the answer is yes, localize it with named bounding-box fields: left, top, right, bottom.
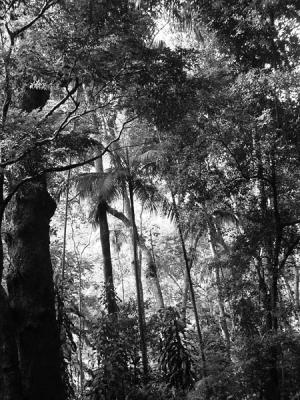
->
left=3, top=116, right=137, bottom=206
left=1, top=102, right=79, bottom=168
left=10, top=1, right=59, bottom=39
left=39, top=79, right=80, bottom=123
left=107, top=205, right=131, bottom=227
left=279, top=237, right=300, bottom=270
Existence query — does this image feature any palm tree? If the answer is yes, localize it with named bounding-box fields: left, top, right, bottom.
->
left=80, top=86, right=119, bottom=314
left=77, top=140, right=166, bottom=309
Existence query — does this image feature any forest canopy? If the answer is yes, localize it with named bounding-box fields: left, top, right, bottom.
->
left=0, top=1, right=300, bottom=400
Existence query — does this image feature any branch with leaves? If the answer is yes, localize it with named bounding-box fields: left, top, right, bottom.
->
left=4, top=116, right=137, bottom=207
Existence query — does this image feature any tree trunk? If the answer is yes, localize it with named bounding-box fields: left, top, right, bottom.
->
left=106, top=204, right=164, bottom=310
left=0, top=187, right=23, bottom=400
left=295, top=262, right=300, bottom=310
left=0, top=287, right=23, bottom=400
left=171, top=192, right=207, bottom=379
left=207, top=224, right=231, bottom=358
left=6, top=179, right=65, bottom=400
left=97, top=202, right=118, bottom=313
left=128, top=179, right=149, bottom=380
left=84, top=85, right=118, bottom=313
left=143, top=247, right=164, bottom=309
left=94, top=155, right=117, bottom=314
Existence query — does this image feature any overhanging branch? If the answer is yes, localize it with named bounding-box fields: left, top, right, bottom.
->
left=4, top=116, right=137, bottom=207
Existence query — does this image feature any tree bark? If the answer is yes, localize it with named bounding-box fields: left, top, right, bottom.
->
left=128, top=178, right=149, bottom=380
left=6, top=179, right=65, bottom=400
left=0, top=287, right=23, bottom=400
left=97, top=201, right=118, bottom=313
left=0, top=172, right=23, bottom=400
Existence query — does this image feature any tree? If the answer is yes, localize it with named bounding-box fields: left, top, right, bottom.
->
left=6, top=177, right=65, bottom=400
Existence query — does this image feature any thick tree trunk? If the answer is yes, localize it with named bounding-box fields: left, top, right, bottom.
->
left=6, top=179, right=65, bottom=400
left=0, top=287, right=23, bottom=400
left=0, top=194, right=23, bottom=400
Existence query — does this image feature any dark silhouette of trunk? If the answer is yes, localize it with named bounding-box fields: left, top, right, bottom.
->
left=97, top=201, right=118, bottom=313
left=84, top=85, right=118, bottom=313
left=171, top=191, right=207, bottom=379
left=253, top=133, right=280, bottom=400
left=123, top=189, right=145, bottom=307
left=128, top=178, right=149, bottom=381
left=146, top=229, right=164, bottom=309
left=181, top=234, right=201, bottom=324
left=0, top=287, right=23, bottom=400
left=0, top=175, right=23, bottom=400
left=6, top=179, right=65, bottom=400
left=295, top=262, right=300, bottom=310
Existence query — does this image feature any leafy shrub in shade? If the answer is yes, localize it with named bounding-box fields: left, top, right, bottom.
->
left=85, top=301, right=142, bottom=400
left=157, top=307, right=195, bottom=391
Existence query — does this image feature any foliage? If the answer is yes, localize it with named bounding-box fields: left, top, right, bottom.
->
left=1, top=1, right=300, bottom=400
left=86, top=301, right=142, bottom=400
left=155, top=307, right=195, bottom=390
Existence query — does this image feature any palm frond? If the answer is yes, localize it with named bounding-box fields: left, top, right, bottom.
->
left=134, top=149, right=162, bottom=167
left=161, top=197, right=176, bottom=222
left=131, top=177, right=175, bottom=221
left=76, top=169, right=128, bottom=204
left=212, top=208, right=239, bottom=227
left=75, top=172, right=104, bottom=199
left=132, top=178, right=161, bottom=214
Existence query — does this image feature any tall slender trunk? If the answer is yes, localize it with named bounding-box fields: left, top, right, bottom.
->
left=97, top=201, right=118, bottom=313
left=147, top=229, right=164, bottom=309
left=207, top=223, right=231, bottom=358
left=61, top=160, right=72, bottom=294
left=58, top=164, right=71, bottom=331
left=128, top=178, right=149, bottom=380
left=171, top=192, right=207, bottom=379
left=143, top=246, right=164, bottom=309
left=78, top=260, right=84, bottom=398
left=253, top=130, right=280, bottom=400
left=181, top=271, right=190, bottom=323
left=295, top=262, right=300, bottom=310
left=123, top=189, right=145, bottom=309
left=84, top=85, right=118, bottom=314
left=95, top=154, right=117, bottom=313
left=6, top=179, right=65, bottom=400
left=181, top=234, right=201, bottom=324
left=106, top=204, right=164, bottom=309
